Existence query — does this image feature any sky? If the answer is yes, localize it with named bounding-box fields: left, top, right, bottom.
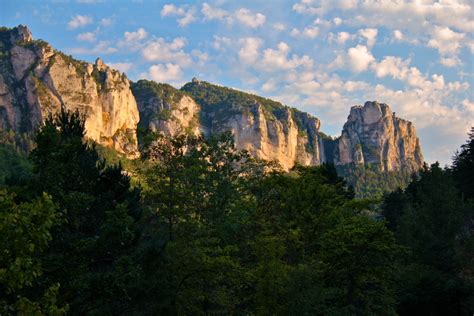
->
left=1, top=0, right=473, bottom=165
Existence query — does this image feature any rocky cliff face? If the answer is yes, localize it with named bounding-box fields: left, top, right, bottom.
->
left=131, top=80, right=200, bottom=137
left=0, top=25, right=139, bottom=156
left=0, top=25, right=424, bottom=173
left=334, top=101, right=423, bottom=172
left=182, top=79, right=326, bottom=170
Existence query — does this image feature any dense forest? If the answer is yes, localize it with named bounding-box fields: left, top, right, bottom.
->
left=1, top=110, right=473, bottom=315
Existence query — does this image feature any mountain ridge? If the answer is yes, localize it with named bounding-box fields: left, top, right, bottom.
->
left=0, top=25, right=423, bottom=175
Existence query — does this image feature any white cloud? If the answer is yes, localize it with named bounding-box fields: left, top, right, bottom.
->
left=107, top=62, right=133, bottom=73
left=427, top=26, right=465, bottom=66
left=141, top=37, right=191, bottom=67
left=273, top=23, right=286, bottom=31
left=333, top=17, right=343, bottom=25
left=212, top=36, right=232, bottom=51
left=201, top=3, right=265, bottom=28
left=234, top=8, right=266, bottom=28
left=261, top=79, right=277, bottom=92
left=68, top=41, right=117, bottom=55
left=358, top=28, right=378, bottom=47
left=372, top=56, right=411, bottom=79
left=76, top=32, right=96, bottom=42
left=463, top=99, right=474, bottom=113
left=393, top=29, right=403, bottom=41
left=100, top=17, right=113, bottom=26
left=260, top=42, right=313, bottom=72
left=440, top=56, right=461, bottom=67
left=124, top=28, right=147, bottom=42
left=148, top=63, right=183, bottom=82
left=68, top=15, right=93, bottom=29
left=290, top=26, right=319, bottom=39
left=239, top=37, right=262, bottom=64
left=202, top=3, right=229, bottom=21
left=161, top=4, right=196, bottom=27
left=334, top=31, right=353, bottom=44
left=191, top=49, right=208, bottom=66
left=347, top=45, right=375, bottom=73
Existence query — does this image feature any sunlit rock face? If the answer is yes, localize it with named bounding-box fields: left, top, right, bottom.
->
left=181, top=80, right=326, bottom=170
left=334, top=101, right=424, bottom=172
left=131, top=80, right=201, bottom=138
left=0, top=25, right=139, bottom=156
left=1, top=26, right=424, bottom=171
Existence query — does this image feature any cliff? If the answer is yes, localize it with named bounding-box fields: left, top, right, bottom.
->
left=0, top=25, right=424, bottom=175
left=131, top=80, right=201, bottom=138
left=334, top=101, right=423, bottom=172
left=0, top=25, right=139, bottom=156
left=180, top=79, right=326, bottom=170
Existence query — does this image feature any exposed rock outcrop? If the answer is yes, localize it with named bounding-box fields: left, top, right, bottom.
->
left=131, top=80, right=201, bottom=137
left=334, top=101, right=423, bottom=172
left=0, top=26, right=424, bottom=174
left=182, top=80, right=326, bottom=170
left=0, top=25, right=139, bottom=156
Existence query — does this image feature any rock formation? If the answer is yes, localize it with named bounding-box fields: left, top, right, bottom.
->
left=186, top=80, right=329, bottom=170
left=0, top=25, right=424, bottom=174
left=334, top=101, right=423, bottom=172
left=131, top=80, right=201, bottom=137
left=0, top=25, right=139, bottom=156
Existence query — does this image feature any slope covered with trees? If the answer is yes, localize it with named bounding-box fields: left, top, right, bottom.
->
left=0, top=112, right=472, bottom=315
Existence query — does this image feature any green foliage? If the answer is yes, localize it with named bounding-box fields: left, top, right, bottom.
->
left=0, top=143, right=31, bottom=185
left=0, top=190, right=67, bottom=315
left=26, top=109, right=141, bottom=314
left=181, top=79, right=315, bottom=132
left=338, top=163, right=412, bottom=199
left=452, top=127, right=474, bottom=201
left=132, top=79, right=186, bottom=107
left=2, top=108, right=472, bottom=314
left=382, top=162, right=474, bottom=315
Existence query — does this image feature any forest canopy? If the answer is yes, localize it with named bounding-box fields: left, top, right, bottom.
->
left=0, top=111, right=472, bottom=315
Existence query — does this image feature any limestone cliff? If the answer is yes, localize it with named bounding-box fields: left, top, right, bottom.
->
left=131, top=80, right=200, bottom=137
left=334, top=101, right=423, bottom=172
left=181, top=79, right=325, bottom=170
left=0, top=25, right=424, bottom=174
left=0, top=25, right=139, bottom=156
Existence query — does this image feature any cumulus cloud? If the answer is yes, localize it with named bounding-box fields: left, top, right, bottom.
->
left=161, top=4, right=196, bottom=27
left=68, top=41, right=117, bottom=55
left=107, top=62, right=133, bottom=73
left=201, top=3, right=265, bottom=28
left=202, top=3, right=229, bottom=21
left=273, top=23, right=286, bottom=31
left=234, top=8, right=266, bottom=28
left=393, top=29, right=403, bottom=41
left=330, top=31, right=353, bottom=45
left=141, top=37, right=191, bottom=67
left=333, top=17, right=343, bottom=25
left=239, top=37, right=262, bottom=64
left=290, top=26, right=319, bottom=39
left=100, top=17, right=113, bottom=26
left=124, top=28, right=147, bottom=42
left=68, top=15, right=93, bottom=29
left=118, top=28, right=148, bottom=51
left=147, top=63, right=183, bottom=82
left=358, top=28, right=378, bottom=47
left=259, top=42, right=313, bottom=72
left=347, top=45, right=375, bottom=73
left=428, top=26, right=465, bottom=66
left=372, top=56, right=411, bottom=79
left=76, top=32, right=96, bottom=42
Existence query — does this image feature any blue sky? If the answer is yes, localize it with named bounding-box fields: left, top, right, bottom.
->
left=2, top=0, right=473, bottom=165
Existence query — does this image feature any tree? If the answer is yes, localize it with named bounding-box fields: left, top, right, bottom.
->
left=0, top=190, right=67, bottom=315
left=382, top=163, right=474, bottom=315
left=28, top=109, right=141, bottom=314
